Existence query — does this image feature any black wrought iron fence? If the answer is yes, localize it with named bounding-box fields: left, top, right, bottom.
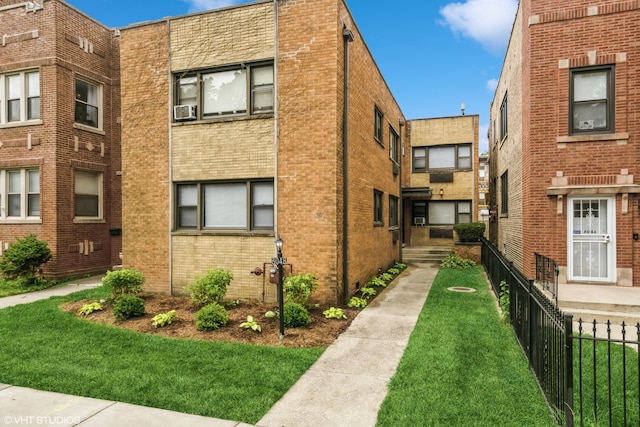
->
left=481, top=238, right=640, bottom=426
left=535, top=252, right=559, bottom=305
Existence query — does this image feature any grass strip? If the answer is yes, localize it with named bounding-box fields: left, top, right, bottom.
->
left=0, top=286, right=323, bottom=424
left=376, top=266, right=556, bottom=426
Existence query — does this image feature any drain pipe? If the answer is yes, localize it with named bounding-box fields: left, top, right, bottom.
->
left=399, top=120, right=404, bottom=262
left=342, top=25, right=354, bottom=304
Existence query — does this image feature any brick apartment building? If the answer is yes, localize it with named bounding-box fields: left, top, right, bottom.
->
left=119, top=0, right=407, bottom=304
left=489, top=0, right=640, bottom=287
left=0, top=0, right=122, bottom=278
left=404, top=115, right=479, bottom=246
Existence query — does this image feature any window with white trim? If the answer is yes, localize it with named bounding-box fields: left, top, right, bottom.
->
left=0, top=70, right=40, bottom=124
left=174, top=62, right=273, bottom=120
left=175, top=180, right=273, bottom=231
left=389, top=127, right=399, bottom=163
left=74, top=170, right=103, bottom=219
left=0, top=168, right=40, bottom=220
left=75, top=78, right=102, bottom=129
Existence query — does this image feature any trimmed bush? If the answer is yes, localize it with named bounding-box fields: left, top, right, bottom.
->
left=440, top=253, right=476, bottom=270
left=102, top=269, right=145, bottom=299
left=187, top=268, right=233, bottom=306
left=195, top=303, right=229, bottom=331
left=283, top=273, right=318, bottom=306
left=282, top=302, right=310, bottom=328
left=113, top=295, right=145, bottom=321
left=0, top=234, right=52, bottom=286
left=453, top=222, right=486, bottom=242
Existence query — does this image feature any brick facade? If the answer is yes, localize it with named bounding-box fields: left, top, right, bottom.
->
left=406, top=116, right=479, bottom=246
left=490, top=0, right=640, bottom=287
left=0, top=0, right=121, bottom=278
left=120, top=0, right=406, bottom=304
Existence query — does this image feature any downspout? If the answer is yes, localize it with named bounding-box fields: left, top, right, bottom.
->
left=167, top=18, right=174, bottom=295
left=342, top=25, right=354, bottom=304
left=274, top=0, right=280, bottom=237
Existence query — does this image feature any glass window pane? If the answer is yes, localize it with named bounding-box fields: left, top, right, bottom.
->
left=253, top=206, right=273, bottom=228
left=429, top=147, right=455, bottom=169
left=252, top=66, right=273, bottom=86
left=252, top=182, right=273, bottom=228
left=202, top=69, right=247, bottom=115
left=458, top=202, right=471, bottom=213
left=458, top=213, right=472, bottom=224
left=573, top=102, right=607, bottom=130
left=28, top=170, right=39, bottom=193
left=8, top=100, right=20, bottom=122
left=28, top=194, right=40, bottom=217
left=574, top=71, right=606, bottom=102
left=76, top=80, right=98, bottom=105
left=8, top=171, right=20, bottom=193
left=179, top=207, right=197, bottom=228
left=178, top=184, right=197, bottom=205
left=203, top=183, right=246, bottom=228
left=27, top=72, right=39, bottom=97
left=75, top=171, right=99, bottom=195
left=178, top=76, right=197, bottom=105
left=28, top=97, right=40, bottom=120
left=75, top=195, right=98, bottom=217
left=7, top=75, right=20, bottom=99
left=429, top=202, right=455, bottom=224
left=8, top=194, right=20, bottom=216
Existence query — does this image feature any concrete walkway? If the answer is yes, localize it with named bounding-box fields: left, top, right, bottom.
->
left=0, top=265, right=437, bottom=427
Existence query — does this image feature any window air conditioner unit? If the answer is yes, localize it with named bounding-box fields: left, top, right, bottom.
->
left=392, top=162, right=399, bottom=175
left=174, top=105, right=196, bottom=121
left=414, top=217, right=426, bottom=226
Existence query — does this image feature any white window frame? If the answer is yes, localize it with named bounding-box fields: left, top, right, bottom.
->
left=74, top=76, right=103, bottom=132
left=74, top=170, right=104, bottom=222
left=0, top=168, right=41, bottom=222
left=0, top=70, right=41, bottom=127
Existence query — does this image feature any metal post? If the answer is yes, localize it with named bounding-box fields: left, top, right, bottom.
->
left=277, top=249, right=284, bottom=340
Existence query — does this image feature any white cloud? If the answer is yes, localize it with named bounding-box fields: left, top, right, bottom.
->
left=184, top=0, right=247, bottom=13
left=440, top=0, right=518, bottom=54
left=486, top=78, right=499, bottom=91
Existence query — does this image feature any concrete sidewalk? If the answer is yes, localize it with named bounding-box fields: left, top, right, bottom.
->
left=0, top=265, right=437, bottom=427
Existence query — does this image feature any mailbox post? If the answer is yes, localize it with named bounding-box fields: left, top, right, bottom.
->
left=273, top=237, right=286, bottom=339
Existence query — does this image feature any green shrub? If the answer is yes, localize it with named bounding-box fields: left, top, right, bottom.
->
left=187, top=268, right=233, bottom=306
left=394, top=262, right=407, bottom=270
left=282, top=302, right=310, bottom=328
left=347, top=296, right=367, bottom=310
left=283, top=273, right=318, bottom=305
left=379, top=272, right=393, bottom=282
left=453, top=222, right=486, bottom=242
left=78, top=302, right=103, bottom=316
left=359, top=287, right=377, bottom=299
left=440, top=253, right=476, bottom=270
left=387, top=268, right=400, bottom=275
left=113, top=295, right=145, bottom=321
left=152, top=310, right=177, bottom=328
left=239, top=316, right=262, bottom=332
left=323, top=307, right=346, bottom=320
left=195, top=303, right=229, bottom=331
left=0, top=234, right=52, bottom=286
left=499, top=281, right=510, bottom=322
left=102, top=269, right=145, bottom=299
left=367, top=276, right=387, bottom=288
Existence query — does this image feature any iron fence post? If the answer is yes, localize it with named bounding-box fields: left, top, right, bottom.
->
left=564, top=313, right=574, bottom=427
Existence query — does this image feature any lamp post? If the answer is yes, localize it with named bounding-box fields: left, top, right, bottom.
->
left=273, top=237, right=285, bottom=339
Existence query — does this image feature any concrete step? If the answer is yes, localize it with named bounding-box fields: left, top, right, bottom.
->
left=402, top=246, right=453, bottom=265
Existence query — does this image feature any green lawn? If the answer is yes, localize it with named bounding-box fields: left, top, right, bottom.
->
left=0, top=278, right=57, bottom=297
left=376, top=266, right=556, bottom=426
left=0, top=286, right=323, bottom=424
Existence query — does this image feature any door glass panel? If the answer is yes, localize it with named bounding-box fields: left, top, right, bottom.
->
left=571, top=198, right=610, bottom=280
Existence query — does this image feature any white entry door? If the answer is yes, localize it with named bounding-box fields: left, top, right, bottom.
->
left=568, top=197, right=615, bottom=282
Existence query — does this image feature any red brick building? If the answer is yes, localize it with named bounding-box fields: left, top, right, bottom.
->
left=119, top=0, right=406, bottom=304
left=489, top=0, right=640, bottom=287
left=0, top=0, right=122, bottom=278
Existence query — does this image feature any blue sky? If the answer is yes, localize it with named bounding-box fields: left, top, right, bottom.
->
left=65, top=0, right=518, bottom=153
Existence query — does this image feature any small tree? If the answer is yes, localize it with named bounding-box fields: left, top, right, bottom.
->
left=0, top=234, right=52, bottom=286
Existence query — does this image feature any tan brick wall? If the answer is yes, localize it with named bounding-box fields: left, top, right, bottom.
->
left=172, top=119, right=274, bottom=181
left=0, top=0, right=121, bottom=278
left=120, top=21, right=170, bottom=292
left=489, top=3, right=524, bottom=269
left=170, top=2, right=275, bottom=72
